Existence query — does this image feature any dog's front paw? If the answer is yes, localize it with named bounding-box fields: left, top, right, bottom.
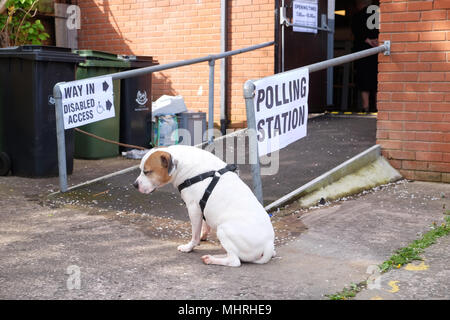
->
left=177, top=243, right=194, bottom=253
left=201, top=255, right=213, bottom=264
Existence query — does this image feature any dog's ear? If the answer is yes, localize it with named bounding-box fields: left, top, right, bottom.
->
left=160, top=152, right=176, bottom=176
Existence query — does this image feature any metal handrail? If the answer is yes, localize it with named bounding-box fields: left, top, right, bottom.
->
left=54, top=41, right=275, bottom=192
left=244, top=41, right=391, bottom=204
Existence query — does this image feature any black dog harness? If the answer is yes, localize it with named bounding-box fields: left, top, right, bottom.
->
left=177, top=164, right=237, bottom=219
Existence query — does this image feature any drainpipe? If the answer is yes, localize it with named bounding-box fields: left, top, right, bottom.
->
left=220, top=0, right=228, bottom=135
left=327, top=0, right=335, bottom=106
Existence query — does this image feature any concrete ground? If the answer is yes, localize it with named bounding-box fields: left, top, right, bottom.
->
left=0, top=114, right=449, bottom=300
left=1, top=165, right=449, bottom=299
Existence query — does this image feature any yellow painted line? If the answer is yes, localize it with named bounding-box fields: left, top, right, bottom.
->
left=387, top=280, right=400, bottom=293
left=404, top=261, right=429, bottom=271
left=371, top=295, right=384, bottom=300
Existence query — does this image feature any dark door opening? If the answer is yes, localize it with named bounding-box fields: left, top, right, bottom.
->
left=275, top=0, right=328, bottom=114
left=333, top=0, right=380, bottom=112
left=275, top=0, right=380, bottom=113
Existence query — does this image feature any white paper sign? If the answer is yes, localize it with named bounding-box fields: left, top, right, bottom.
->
left=293, top=0, right=318, bottom=34
left=253, top=68, right=309, bottom=157
left=60, top=76, right=115, bottom=129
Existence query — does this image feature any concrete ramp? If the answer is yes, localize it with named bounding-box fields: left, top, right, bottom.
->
left=49, top=114, right=381, bottom=216
left=268, top=145, right=402, bottom=210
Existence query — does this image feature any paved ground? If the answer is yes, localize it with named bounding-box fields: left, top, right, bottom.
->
left=1, top=114, right=449, bottom=300
left=1, top=170, right=449, bottom=299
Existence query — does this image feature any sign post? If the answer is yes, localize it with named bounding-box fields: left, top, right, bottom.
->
left=244, top=80, right=263, bottom=204
left=54, top=76, right=115, bottom=192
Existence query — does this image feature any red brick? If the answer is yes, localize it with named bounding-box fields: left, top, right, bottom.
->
left=405, top=22, right=433, bottom=32
left=405, top=42, right=432, bottom=52
left=379, top=82, right=404, bottom=92
left=403, top=141, right=430, bottom=151
left=377, top=130, right=389, bottom=139
left=378, top=120, right=404, bottom=131
left=391, top=52, right=420, bottom=61
left=415, top=132, right=446, bottom=142
left=380, top=23, right=405, bottom=32
left=402, top=160, right=429, bottom=171
left=421, top=10, right=447, bottom=20
left=433, top=20, right=450, bottom=30
left=407, top=1, right=434, bottom=11
left=430, top=103, right=450, bottom=112
left=391, top=33, right=419, bottom=42
left=404, top=63, right=432, bottom=72
left=418, top=93, right=446, bottom=102
left=389, top=130, right=416, bottom=141
left=378, top=63, right=404, bottom=72
left=431, top=83, right=450, bottom=92
left=399, top=169, right=415, bottom=180
left=391, top=12, right=421, bottom=22
left=431, top=63, right=450, bottom=71
left=404, top=83, right=430, bottom=92
left=404, top=122, right=433, bottom=131
left=386, top=150, right=416, bottom=160
left=418, top=72, right=446, bottom=81
left=434, top=0, right=450, bottom=9
left=429, top=143, right=450, bottom=153
left=419, top=31, right=446, bottom=41
left=417, top=112, right=445, bottom=122
left=428, top=162, right=450, bottom=173
left=414, top=170, right=442, bottom=181
left=416, top=152, right=443, bottom=161
left=392, top=92, right=419, bottom=101
left=389, top=112, right=417, bottom=121
left=405, top=103, right=431, bottom=112
left=377, top=101, right=404, bottom=111
left=381, top=2, right=408, bottom=13
left=420, top=52, right=447, bottom=61
left=382, top=140, right=403, bottom=150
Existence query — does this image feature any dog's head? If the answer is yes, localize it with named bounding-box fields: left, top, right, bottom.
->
left=133, top=149, right=177, bottom=194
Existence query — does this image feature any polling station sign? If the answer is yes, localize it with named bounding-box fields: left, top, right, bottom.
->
left=253, top=68, right=309, bottom=156
left=59, top=76, right=115, bottom=129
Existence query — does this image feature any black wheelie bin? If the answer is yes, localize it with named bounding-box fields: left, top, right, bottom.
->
left=118, top=55, right=158, bottom=151
left=0, top=46, right=84, bottom=177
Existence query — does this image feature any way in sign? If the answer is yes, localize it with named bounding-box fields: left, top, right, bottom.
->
left=59, top=76, right=115, bottom=130
left=63, top=83, right=96, bottom=98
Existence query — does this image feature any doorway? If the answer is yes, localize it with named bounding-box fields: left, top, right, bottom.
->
left=275, top=0, right=328, bottom=113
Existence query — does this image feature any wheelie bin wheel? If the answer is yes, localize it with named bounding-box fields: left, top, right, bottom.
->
left=0, top=152, right=11, bottom=176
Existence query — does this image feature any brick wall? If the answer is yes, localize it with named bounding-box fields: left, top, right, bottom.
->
left=377, top=0, right=450, bottom=182
left=77, top=0, right=275, bottom=127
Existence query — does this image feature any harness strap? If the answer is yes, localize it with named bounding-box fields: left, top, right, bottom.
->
left=177, top=164, right=237, bottom=219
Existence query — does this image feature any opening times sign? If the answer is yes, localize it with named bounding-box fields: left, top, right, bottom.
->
left=252, top=68, right=309, bottom=157
left=293, top=0, right=318, bottom=34
left=59, top=76, right=115, bottom=129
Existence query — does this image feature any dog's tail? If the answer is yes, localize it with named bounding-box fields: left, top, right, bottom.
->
left=253, top=242, right=275, bottom=264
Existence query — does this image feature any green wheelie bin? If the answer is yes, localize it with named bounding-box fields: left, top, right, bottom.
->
left=73, top=50, right=129, bottom=159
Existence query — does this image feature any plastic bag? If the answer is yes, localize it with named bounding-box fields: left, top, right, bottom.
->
left=153, top=115, right=179, bottom=146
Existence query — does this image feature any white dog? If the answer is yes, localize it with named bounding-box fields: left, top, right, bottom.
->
left=133, top=145, right=275, bottom=267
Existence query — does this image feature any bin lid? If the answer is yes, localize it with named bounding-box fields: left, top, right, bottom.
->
left=117, top=55, right=158, bottom=68
left=74, top=49, right=130, bottom=68
left=0, top=45, right=85, bottom=63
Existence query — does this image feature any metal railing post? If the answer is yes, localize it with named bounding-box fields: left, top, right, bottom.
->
left=53, top=82, right=68, bottom=192
left=243, top=80, right=263, bottom=205
left=208, top=58, right=215, bottom=143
